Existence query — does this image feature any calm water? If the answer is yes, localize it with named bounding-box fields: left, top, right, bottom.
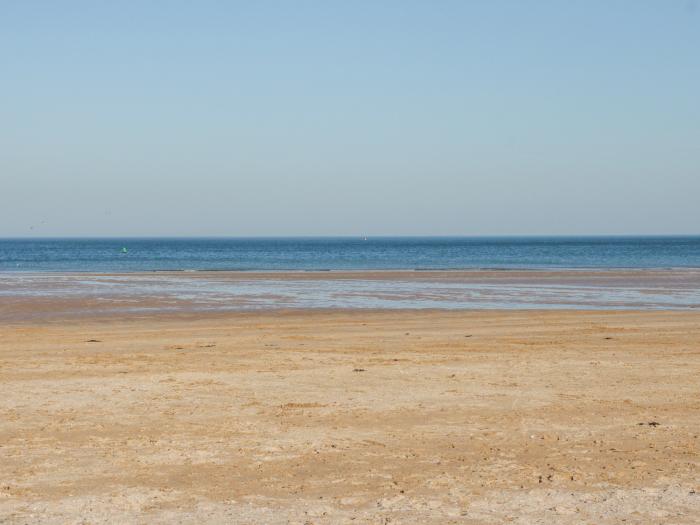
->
left=1, top=237, right=700, bottom=272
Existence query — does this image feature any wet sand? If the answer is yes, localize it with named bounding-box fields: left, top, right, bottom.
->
left=2, top=309, right=700, bottom=523
left=2, top=269, right=700, bottom=322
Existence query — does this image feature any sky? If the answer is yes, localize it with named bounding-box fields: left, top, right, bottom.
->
left=1, top=1, right=699, bottom=236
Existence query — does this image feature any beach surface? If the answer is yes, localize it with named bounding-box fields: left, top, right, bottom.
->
left=2, top=269, right=700, bottom=321
left=2, top=308, right=700, bottom=524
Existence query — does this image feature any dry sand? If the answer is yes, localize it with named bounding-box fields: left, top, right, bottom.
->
left=2, top=309, right=700, bottom=523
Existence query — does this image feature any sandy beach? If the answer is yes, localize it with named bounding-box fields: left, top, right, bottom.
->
left=5, top=0, right=700, bottom=520
left=2, top=307, right=700, bottom=523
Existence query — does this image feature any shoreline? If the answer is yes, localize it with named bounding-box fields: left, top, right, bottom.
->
left=3, top=266, right=700, bottom=275
left=2, top=268, right=700, bottom=323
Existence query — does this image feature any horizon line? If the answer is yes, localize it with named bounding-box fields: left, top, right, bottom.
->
left=2, top=234, right=700, bottom=240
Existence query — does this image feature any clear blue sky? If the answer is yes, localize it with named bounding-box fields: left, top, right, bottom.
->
left=2, top=1, right=698, bottom=236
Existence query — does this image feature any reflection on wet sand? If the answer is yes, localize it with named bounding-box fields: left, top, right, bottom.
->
left=1, top=269, right=699, bottom=321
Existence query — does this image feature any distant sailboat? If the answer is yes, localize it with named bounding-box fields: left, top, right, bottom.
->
left=121, top=247, right=128, bottom=254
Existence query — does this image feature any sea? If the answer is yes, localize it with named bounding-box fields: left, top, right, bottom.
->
left=2, top=237, right=700, bottom=315
left=2, top=236, right=700, bottom=272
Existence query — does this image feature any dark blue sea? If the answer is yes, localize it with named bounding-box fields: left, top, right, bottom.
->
left=1, top=237, right=699, bottom=272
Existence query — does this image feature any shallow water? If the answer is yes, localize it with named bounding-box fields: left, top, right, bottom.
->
left=1, top=270, right=699, bottom=317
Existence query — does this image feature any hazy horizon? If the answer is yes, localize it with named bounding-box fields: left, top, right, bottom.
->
left=3, top=1, right=699, bottom=237
left=2, top=234, right=700, bottom=240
